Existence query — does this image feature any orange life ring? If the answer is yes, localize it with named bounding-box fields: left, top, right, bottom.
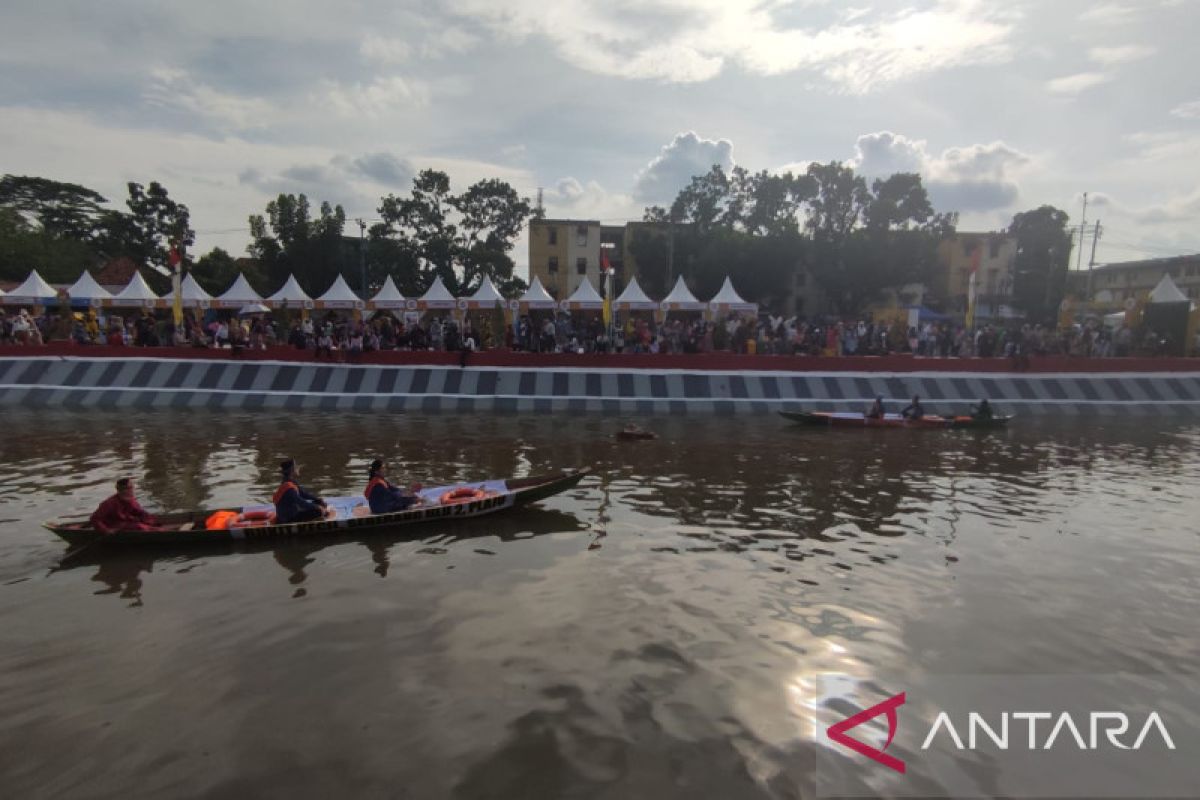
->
left=439, top=487, right=487, bottom=505
left=241, top=509, right=273, bottom=521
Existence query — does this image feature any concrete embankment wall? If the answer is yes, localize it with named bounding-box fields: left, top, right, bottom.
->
left=1, top=356, right=1198, bottom=416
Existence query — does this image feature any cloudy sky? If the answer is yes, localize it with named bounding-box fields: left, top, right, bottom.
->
left=2, top=0, right=1197, bottom=275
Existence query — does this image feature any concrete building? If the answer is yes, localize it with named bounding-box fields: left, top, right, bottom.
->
left=933, top=232, right=1018, bottom=317
left=1067, top=254, right=1200, bottom=311
left=528, top=219, right=602, bottom=300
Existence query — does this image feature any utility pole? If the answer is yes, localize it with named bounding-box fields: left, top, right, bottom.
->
left=1086, top=219, right=1102, bottom=304
left=356, top=218, right=367, bottom=299
left=1075, top=192, right=1088, bottom=273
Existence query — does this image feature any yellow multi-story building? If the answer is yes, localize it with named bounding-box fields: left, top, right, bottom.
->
left=934, top=232, right=1018, bottom=317
left=527, top=219, right=602, bottom=300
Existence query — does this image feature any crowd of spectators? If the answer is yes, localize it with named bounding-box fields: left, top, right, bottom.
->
left=1, top=306, right=1193, bottom=358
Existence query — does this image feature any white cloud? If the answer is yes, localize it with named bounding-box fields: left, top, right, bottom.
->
left=1080, top=188, right=1200, bottom=226
left=544, top=177, right=639, bottom=223
left=1080, top=3, right=1138, bottom=24
left=144, top=67, right=273, bottom=132
left=1046, top=72, right=1112, bottom=94
left=1170, top=100, right=1200, bottom=119
left=1088, top=44, right=1156, bottom=64
left=633, top=132, right=735, bottom=202
left=360, top=35, right=410, bottom=64
left=444, top=0, right=1018, bottom=92
left=850, top=131, right=1029, bottom=212
left=317, top=75, right=429, bottom=117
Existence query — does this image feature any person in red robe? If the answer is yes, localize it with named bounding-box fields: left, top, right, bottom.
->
left=89, top=478, right=159, bottom=533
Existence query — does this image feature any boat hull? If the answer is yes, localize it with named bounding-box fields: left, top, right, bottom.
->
left=779, top=411, right=1012, bottom=429
left=45, top=468, right=589, bottom=547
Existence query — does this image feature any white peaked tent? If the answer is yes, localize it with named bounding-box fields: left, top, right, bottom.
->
left=217, top=273, right=263, bottom=308
left=562, top=278, right=604, bottom=310
left=369, top=276, right=407, bottom=310
left=612, top=277, right=657, bottom=311
left=519, top=276, right=558, bottom=310
left=465, top=276, right=505, bottom=309
left=4, top=270, right=58, bottom=304
left=1149, top=274, right=1189, bottom=304
left=418, top=276, right=457, bottom=310
left=180, top=274, right=213, bottom=307
left=659, top=276, right=706, bottom=311
left=66, top=271, right=112, bottom=305
left=111, top=271, right=162, bottom=307
left=708, top=276, right=757, bottom=314
left=316, top=274, right=362, bottom=309
left=267, top=274, right=312, bottom=307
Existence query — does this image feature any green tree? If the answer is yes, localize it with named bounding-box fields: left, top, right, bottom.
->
left=248, top=194, right=347, bottom=295
left=192, top=247, right=244, bottom=295
left=1009, top=205, right=1073, bottom=322
left=375, top=169, right=533, bottom=296
left=0, top=175, right=109, bottom=242
left=91, top=181, right=195, bottom=275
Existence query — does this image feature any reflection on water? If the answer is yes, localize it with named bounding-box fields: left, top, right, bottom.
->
left=0, top=410, right=1198, bottom=798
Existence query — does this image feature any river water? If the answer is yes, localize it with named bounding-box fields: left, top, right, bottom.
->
left=0, top=410, right=1197, bottom=799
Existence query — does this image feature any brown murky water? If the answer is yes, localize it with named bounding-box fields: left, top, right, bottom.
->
left=0, top=410, right=1197, bottom=798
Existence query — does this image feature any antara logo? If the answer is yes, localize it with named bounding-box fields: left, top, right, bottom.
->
left=826, top=692, right=907, bottom=774
left=826, top=691, right=1176, bottom=774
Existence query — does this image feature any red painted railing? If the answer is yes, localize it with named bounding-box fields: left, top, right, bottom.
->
left=1, top=343, right=1197, bottom=373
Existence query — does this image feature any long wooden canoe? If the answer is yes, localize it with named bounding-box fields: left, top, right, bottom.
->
left=779, top=411, right=1012, bottom=429
left=45, top=468, right=590, bottom=547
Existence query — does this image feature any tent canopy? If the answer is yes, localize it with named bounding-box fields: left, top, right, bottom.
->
left=1149, top=274, right=1189, bottom=304
left=563, top=278, right=603, bottom=309
left=267, top=274, right=312, bottom=305
left=466, top=276, right=505, bottom=307
left=180, top=274, right=213, bottom=306
left=418, top=276, right=457, bottom=309
left=111, top=271, right=162, bottom=305
left=4, top=270, right=58, bottom=303
left=66, top=270, right=112, bottom=303
left=316, top=274, right=361, bottom=307
left=217, top=273, right=263, bottom=307
left=369, top=276, right=406, bottom=309
left=519, top=276, right=557, bottom=309
left=660, top=276, right=706, bottom=310
left=613, top=277, right=657, bottom=310
left=708, top=276, right=756, bottom=312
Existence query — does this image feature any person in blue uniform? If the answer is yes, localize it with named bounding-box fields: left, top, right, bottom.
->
left=900, top=395, right=925, bottom=420
left=273, top=459, right=327, bottom=524
left=364, top=459, right=422, bottom=514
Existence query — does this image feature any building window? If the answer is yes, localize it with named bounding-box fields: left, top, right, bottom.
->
left=547, top=227, right=557, bottom=245
left=576, top=225, right=588, bottom=246
left=548, top=256, right=558, bottom=273
left=989, top=239, right=1001, bottom=258
left=576, top=257, right=587, bottom=275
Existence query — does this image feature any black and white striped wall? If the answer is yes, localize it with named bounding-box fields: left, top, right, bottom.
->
left=1, top=356, right=1198, bottom=416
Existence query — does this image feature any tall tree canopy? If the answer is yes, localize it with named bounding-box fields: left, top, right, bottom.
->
left=247, top=194, right=347, bottom=296
left=631, top=162, right=954, bottom=314
left=1008, top=205, right=1073, bottom=322
left=374, top=169, right=532, bottom=296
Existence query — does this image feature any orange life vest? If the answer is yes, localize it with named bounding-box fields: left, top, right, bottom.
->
left=272, top=480, right=299, bottom=505
left=364, top=476, right=391, bottom=499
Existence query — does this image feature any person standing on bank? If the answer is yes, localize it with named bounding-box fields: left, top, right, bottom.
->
left=273, top=460, right=328, bottom=524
